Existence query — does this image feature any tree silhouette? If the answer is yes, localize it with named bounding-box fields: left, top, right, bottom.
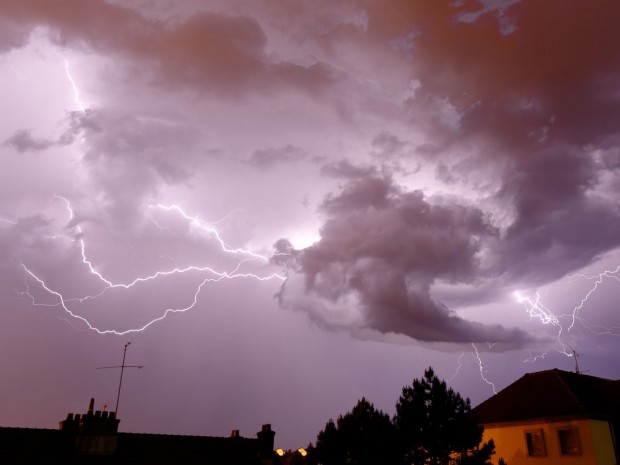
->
left=394, top=367, right=495, bottom=465
left=313, top=397, right=399, bottom=465
left=310, top=368, right=501, bottom=465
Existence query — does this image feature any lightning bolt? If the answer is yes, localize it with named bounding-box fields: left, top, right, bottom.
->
left=566, top=266, right=620, bottom=332
left=515, top=265, right=620, bottom=362
left=20, top=196, right=285, bottom=335
left=148, top=204, right=268, bottom=261
left=64, top=58, right=86, bottom=113
left=472, top=343, right=497, bottom=394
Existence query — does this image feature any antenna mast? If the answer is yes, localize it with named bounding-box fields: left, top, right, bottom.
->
left=571, top=347, right=580, bottom=374
left=96, top=342, right=144, bottom=415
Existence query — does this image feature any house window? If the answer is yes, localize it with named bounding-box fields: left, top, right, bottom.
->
left=525, top=429, right=546, bottom=457
left=558, top=428, right=581, bottom=455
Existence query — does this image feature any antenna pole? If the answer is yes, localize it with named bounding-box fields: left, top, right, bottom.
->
left=97, top=342, right=143, bottom=417
left=115, top=342, right=130, bottom=414
left=572, top=348, right=580, bottom=374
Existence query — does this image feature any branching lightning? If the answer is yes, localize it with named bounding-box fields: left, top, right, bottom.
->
left=514, top=265, right=620, bottom=363
left=20, top=196, right=285, bottom=335
left=565, top=266, right=620, bottom=332
left=148, top=204, right=267, bottom=261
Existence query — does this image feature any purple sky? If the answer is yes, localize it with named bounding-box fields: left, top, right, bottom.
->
left=1, top=0, right=620, bottom=449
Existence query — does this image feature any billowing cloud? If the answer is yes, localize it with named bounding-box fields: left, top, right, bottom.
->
left=271, top=0, right=620, bottom=345
left=397, top=1, right=620, bottom=284
left=276, top=174, right=532, bottom=344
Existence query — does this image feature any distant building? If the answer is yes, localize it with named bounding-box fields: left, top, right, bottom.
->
left=473, top=369, right=620, bottom=465
left=0, top=398, right=275, bottom=465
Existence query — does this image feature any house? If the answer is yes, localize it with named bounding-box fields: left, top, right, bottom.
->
left=0, top=398, right=276, bottom=465
left=473, top=369, right=620, bottom=465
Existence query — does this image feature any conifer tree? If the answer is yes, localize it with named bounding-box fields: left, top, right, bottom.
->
left=394, top=367, right=495, bottom=465
left=313, top=397, right=399, bottom=465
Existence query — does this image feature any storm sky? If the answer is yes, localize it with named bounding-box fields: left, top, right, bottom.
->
left=1, top=0, right=620, bottom=449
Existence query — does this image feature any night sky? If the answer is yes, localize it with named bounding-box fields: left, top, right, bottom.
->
left=1, top=0, right=620, bottom=449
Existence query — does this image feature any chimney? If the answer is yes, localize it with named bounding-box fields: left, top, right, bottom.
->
left=59, top=398, right=120, bottom=434
left=256, top=424, right=275, bottom=463
left=230, top=429, right=240, bottom=438
left=59, top=413, right=79, bottom=432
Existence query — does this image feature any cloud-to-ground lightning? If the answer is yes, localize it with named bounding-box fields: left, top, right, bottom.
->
left=19, top=196, right=285, bottom=335
left=471, top=343, right=497, bottom=394
left=63, top=58, right=86, bottom=113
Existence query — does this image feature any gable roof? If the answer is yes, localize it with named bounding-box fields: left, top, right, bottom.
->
left=473, top=369, right=620, bottom=425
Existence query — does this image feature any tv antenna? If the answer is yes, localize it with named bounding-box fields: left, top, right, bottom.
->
left=96, top=342, right=144, bottom=415
left=567, top=344, right=581, bottom=374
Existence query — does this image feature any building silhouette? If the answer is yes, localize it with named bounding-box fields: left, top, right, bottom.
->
left=0, top=398, right=275, bottom=465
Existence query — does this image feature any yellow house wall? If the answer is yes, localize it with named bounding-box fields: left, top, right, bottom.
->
left=481, top=418, right=617, bottom=465
left=590, top=420, right=617, bottom=465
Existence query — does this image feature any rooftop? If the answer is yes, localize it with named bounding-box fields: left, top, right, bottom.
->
left=473, top=369, right=620, bottom=425
left=0, top=398, right=275, bottom=465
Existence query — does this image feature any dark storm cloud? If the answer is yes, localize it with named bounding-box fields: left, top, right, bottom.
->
left=276, top=174, right=532, bottom=344
left=396, top=0, right=620, bottom=284
left=4, top=129, right=55, bottom=153
left=496, top=145, right=620, bottom=283
left=271, top=0, right=620, bottom=344
left=356, top=0, right=620, bottom=276
left=0, top=18, right=31, bottom=53
left=321, top=160, right=379, bottom=180
left=0, top=0, right=336, bottom=96
left=249, top=145, right=307, bottom=170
